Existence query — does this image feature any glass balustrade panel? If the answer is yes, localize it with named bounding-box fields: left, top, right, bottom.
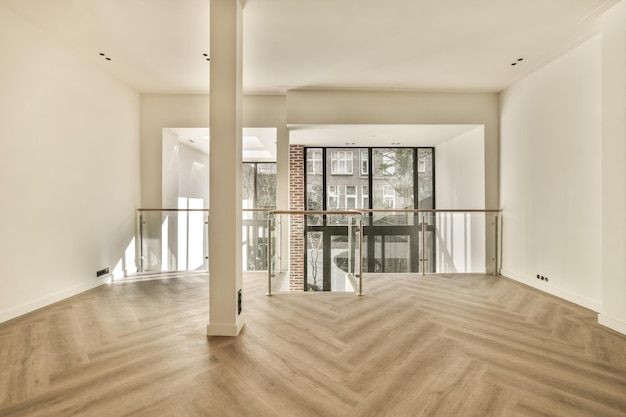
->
left=432, top=212, right=487, bottom=274
left=139, top=209, right=209, bottom=272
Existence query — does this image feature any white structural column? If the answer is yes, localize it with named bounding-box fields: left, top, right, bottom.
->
left=600, top=0, right=626, bottom=335
left=207, top=0, right=245, bottom=336
left=276, top=124, right=290, bottom=272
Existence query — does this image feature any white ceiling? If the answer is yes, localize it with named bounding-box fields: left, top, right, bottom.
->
left=0, top=0, right=618, bottom=94
left=2, top=0, right=616, bottom=154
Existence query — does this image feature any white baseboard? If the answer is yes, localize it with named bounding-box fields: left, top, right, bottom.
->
left=0, top=277, right=110, bottom=324
left=500, top=269, right=602, bottom=312
left=207, top=314, right=246, bottom=337
left=598, top=314, right=626, bottom=335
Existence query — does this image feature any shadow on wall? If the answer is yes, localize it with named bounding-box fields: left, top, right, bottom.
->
left=112, top=236, right=138, bottom=278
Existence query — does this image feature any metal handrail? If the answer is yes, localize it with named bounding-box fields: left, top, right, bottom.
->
left=359, top=208, right=502, bottom=213
left=137, top=208, right=501, bottom=213
left=137, top=208, right=270, bottom=212
left=138, top=208, right=209, bottom=212
left=271, top=209, right=363, bottom=215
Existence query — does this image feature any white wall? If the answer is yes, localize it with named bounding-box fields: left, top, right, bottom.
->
left=436, top=127, right=485, bottom=209
left=435, top=127, right=487, bottom=272
left=162, top=129, right=181, bottom=209
left=500, top=35, right=603, bottom=311
left=600, top=0, right=626, bottom=334
left=0, top=5, right=141, bottom=322
left=177, top=143, right=209, bottom=203
left=162, top=135, right=209, bottom=207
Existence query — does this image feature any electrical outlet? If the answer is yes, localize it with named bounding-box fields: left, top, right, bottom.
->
left=96, top=268, right=110, bottom=278
left=536, top=274, right=549, bottom=283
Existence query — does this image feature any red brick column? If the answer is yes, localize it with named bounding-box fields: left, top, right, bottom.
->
left=289, top=145, right=305, bottom=290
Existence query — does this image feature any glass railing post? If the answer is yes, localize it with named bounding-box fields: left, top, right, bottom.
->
left=420, top=213, right=427, bottom=276
left=348, top=216, right=353, bottom=278
left=266, top=213, right=273, bottom=296
left=344, top=213, right=364, bottom=295
left=358, top=215, right=363, bottom=296
left=494, top=214, right=501, bottom=275
left=483, top=211, right=499, bottom=276
left=275, top=212, right=280, bottom=276
left=205, top=214, right=209, bottom=270
left=138, top=212, right=144, bottom=272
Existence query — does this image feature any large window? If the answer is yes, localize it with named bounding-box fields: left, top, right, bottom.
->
left=304, top=147, right=435, bottom=289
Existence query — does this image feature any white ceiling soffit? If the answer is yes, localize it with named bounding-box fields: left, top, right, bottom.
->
left=0, top=0, right=618, bottom=93
left=167, top=127, right=277, bottom=161
left=243, top=128, right=277, bottom=161
left=289, top=124, right=482, bottom=148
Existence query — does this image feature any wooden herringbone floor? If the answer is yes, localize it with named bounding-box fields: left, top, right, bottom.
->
left=1, top=271, right=625, bottom=417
